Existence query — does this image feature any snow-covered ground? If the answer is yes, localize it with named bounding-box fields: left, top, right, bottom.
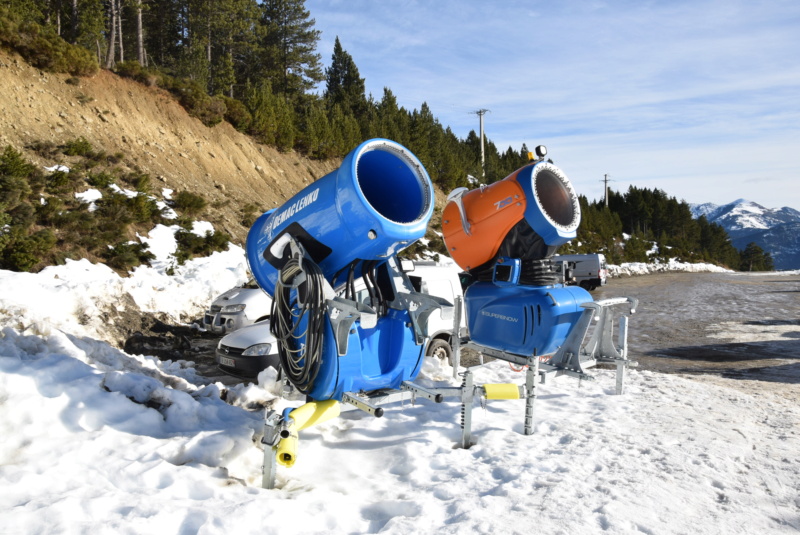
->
left=607, top=258, right=733, bottom=277
left=1, top=237, right=798, bottom=534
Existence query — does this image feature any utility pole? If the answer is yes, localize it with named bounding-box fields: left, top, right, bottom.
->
left=471, top=109, right=490, bottom=179
left=600, top=174, right=612, bottom=207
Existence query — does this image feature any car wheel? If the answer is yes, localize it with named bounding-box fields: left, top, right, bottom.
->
left=426, top=338, right=453, bottom=365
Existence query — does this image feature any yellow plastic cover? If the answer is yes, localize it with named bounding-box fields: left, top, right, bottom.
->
left=483, top=383, right=520, bottom=400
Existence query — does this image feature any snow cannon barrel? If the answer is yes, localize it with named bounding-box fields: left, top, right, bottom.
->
left=246, top=139, right=434, bottom=295
left=442, top=161, right=580, bottom=273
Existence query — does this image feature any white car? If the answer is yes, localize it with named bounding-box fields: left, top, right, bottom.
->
left=202, top=279, right=272, bottom=335
left=215, top=321, right=278, bottom=377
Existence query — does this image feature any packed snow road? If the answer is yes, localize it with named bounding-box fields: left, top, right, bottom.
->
left=595, top=271, right=800, bottom=392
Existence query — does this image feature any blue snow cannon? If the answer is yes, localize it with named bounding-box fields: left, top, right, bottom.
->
left=442, top=150, right=593, bottom=357
left=246, top=139, right=442, bottom=401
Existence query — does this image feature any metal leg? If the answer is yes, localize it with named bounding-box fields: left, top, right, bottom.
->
left=524, top=358, right=538, bottom=435
left=460, top=371, right=474, bottom=448
left=451, top=296, right=462, bottom=379
left=261, top=411, right=283, bottom=489
left=615, top=359, right=627, bottom=395
left=618, top=315, right=629, bottom=359
left=262, top=444, right=277, bottom=489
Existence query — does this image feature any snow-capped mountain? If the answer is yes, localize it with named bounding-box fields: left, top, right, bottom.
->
left=690, top=199, right=800, bottom=270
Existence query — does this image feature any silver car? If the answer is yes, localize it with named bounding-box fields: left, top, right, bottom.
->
left=203, top=279, right=273, bottom=335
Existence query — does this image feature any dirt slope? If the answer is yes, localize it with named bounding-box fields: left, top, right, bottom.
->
left=0, top=48, right=338, bottom=244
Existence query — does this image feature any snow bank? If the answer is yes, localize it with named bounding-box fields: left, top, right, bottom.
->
left=2, top=340, right=798, bottom=533
left=608, top=258, right=733, bottom=277
left=0, top=244, right=249, bottom=343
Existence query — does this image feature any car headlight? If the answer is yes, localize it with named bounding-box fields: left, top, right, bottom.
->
left=242, top=343, right=273, bottom=356
left=221, top=303, right=246, bottom=313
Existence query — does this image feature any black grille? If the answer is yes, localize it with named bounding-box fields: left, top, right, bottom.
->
left=217, top=344, right=244, bottom=357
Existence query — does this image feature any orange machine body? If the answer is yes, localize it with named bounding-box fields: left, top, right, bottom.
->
left=442, top=168, right=527, bottom=271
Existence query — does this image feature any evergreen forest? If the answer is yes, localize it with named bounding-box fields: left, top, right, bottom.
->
left=0, top=1, right=773, bottom=272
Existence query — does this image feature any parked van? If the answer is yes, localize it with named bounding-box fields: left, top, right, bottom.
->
left=214, top=260, right=465, bottom=378
left=553, top=253, right=608, bottom=291
left=202, top=278, right=272, bottom=335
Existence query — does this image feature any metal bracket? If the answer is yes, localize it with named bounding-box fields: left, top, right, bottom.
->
left=394, top=291, right=453, bottom=345
left=547, top=296, right=638, bottom=383
left=341, top=392, right=387, bottom=417
left=400, top=381, right=444, bottom=403
left=446, top=187, right=472, bottom=236
left=325, top=297, right=377, bottom=356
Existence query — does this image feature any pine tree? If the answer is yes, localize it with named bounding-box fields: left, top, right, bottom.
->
left=245, top=80, right=295, bottom=150
left=256, top=0, right=323, bottom=100
left=324, top=36, right=366, bottom=118
left=739, top=242, right=774, bottom=272
left=374, top=88, right=409, bottom=146
left=301, top=99, right=332, bottom=159
left=207, top=0, right=259, bottom=96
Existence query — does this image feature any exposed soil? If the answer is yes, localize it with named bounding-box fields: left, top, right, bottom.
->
left=0, top=48, right=339, bottom=245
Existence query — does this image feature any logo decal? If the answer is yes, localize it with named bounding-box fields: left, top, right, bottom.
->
left=494, top=196, right=514, bottom=210
left=481, top=310, right=519, bottom=323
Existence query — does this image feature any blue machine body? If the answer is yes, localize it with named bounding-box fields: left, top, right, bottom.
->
left=245, top=139, right=437, bottom=401
left=246, top=138, right=433, bottom=296
left=308, top=307, right=425, bottom=401
left=465, top=282, right=592, bottom=357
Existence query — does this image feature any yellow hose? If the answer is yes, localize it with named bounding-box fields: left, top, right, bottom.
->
left=276, top=435, right=298, bottom=467
left=275, top=400, right=341, bottom=468
left=289, top=400, right=341, bottom=430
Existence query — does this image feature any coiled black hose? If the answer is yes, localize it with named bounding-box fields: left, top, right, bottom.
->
left=270, top=256, right=326, bottom=394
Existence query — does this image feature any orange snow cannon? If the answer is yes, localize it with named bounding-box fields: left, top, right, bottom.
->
left=442, top=152, right=580, bottom=274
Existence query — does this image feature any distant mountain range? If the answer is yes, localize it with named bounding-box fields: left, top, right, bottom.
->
left=689, top=199, right=800, bottom=270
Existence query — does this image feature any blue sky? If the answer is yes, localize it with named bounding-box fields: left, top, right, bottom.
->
left=305, top=0, right=800, bottom=210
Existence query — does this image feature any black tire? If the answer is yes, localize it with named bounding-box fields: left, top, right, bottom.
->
left=579, top=280, right=592, bottom=291
left=426, top=338, right=453, bottom=364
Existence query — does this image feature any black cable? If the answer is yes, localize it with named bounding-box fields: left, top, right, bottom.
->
left=365, top=261, right=385, bottom=316
left=270, top=255, right=326, bottom=394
